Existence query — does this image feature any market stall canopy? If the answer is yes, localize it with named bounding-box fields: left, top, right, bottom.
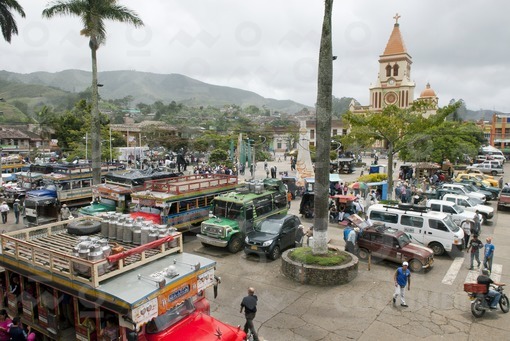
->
left=348, top=182, right=368, bottom=190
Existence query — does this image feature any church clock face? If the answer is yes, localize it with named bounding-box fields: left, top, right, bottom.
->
left=384, top=92, right=398, bottom=105
left=388, top=79, right=395, bottom=86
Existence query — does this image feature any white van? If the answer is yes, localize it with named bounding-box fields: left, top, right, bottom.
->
left=480, top=146, right=505, bottom=164
left=367, top=204, right=464, bottom=256
left=426, top=199, right=484, bottom=225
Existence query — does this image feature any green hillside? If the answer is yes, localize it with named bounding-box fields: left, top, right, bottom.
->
left=0, top=70, right=310, bottom=114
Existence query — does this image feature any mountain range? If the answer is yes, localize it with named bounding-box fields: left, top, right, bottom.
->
left=0, top=69, right=503, bottom=120
left=0, top=69, right=310, bottom=114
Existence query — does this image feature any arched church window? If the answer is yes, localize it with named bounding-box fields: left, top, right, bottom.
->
left=385, top=65, right=392, bottom=77
left=393, top=64, right=399, bottom=76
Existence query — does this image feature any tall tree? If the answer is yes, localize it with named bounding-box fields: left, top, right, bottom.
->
left=313, top=0, right=334, bottom=255
left=0, top=0, right=25, bottom=43
left=343, top=102, right=459, bottom=199
left=42, top=0, right=143, bottom=184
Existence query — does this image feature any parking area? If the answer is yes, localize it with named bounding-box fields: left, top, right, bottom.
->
left=188, top=157, right=510, bottom=340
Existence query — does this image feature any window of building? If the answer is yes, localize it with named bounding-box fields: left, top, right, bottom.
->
left=393, top=64, right=399, bottom=76
left=310, top=130, right=315, bottom=139
left=386, top=64, right=392, bottom=77
left=332, top=129, right=337, bottom=136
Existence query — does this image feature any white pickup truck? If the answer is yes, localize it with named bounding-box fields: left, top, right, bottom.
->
left=442, top=193, right=494, bottom=220
left=426, top=199, right=484, bottom=225
left=466, top=162, right=504, bottom=176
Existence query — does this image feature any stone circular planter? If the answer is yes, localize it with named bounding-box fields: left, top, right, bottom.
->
left=281, top=247, right=358, bottom=286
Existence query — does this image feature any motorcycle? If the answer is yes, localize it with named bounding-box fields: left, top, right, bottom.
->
left=464, top=283, right=509, bottom=317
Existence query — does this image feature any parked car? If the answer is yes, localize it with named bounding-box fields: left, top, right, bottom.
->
left=457, top=181, right=500, bottom=201
left=454, top=173, right=491, bottom=187
left=466, top=163, right=504, bottom=176
left=498, top=186, right=510, bottom=210
left=426, top=199, right=484, bottom=225
left=357, top=224, right=434, bottom=272
left=440, top=183, right=486, bottom=203
left=244, top=214, right=301, bottom=260
left=366, top=204, right=464, bottom=256
left=442, top=194, right=494, bottom=220
left=462, top=170, right=499, bottom=187
left=456, top=182, right=495, bottom=201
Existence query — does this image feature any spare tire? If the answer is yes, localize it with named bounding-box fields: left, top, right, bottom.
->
left=67, top=220, right=101, bottom=236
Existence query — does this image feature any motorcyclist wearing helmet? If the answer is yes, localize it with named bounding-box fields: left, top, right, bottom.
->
left=477, top=269, right=505, bottom=309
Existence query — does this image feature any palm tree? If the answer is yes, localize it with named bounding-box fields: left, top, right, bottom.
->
left=42, top=0, right=144, bottom=184
left=0, top=0, right=26, bottom=43
left=313, top=0, right=334, bottom=255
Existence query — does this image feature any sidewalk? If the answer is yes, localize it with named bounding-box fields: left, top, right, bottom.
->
left=0, top=211, right=26, bottom=233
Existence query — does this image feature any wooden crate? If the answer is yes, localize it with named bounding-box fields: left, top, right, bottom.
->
left=463, top=283, right=487, bottom=293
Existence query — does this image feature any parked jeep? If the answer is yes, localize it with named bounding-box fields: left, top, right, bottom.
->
left=357, top=224, right=434, bottom=272
left=498, top=186, right=510, bottom=210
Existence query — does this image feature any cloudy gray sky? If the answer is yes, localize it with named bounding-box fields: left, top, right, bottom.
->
left=2, top=0, right=510, bottom=112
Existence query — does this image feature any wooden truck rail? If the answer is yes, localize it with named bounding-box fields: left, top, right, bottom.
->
left=142, top=174, right=238, bottom=195
left=0, top=217, right=183, bottom=288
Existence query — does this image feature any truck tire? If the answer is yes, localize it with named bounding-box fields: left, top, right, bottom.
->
left=269, top=246, right=281, bottom=260
left=409, top=259, right=423, bottom=273
left=429, top=242, right=445, bottom=256
left=67, top=220, right=101, bottom=236
left=227, top=235, right=243, bottom=253
left=357, top=248, right=370, bottom=261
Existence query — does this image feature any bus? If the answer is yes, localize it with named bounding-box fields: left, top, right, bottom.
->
left=0, top=217, right=245, bottom=341
left=129, top=174, right=239, bottom=231
left=26, top=163, right=125, bottom=207
left=198, top=178, right=288, bottom=253
left=79, top=169, right=182, bottom=216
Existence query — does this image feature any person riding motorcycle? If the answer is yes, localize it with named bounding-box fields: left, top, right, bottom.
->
left=477, top=269, right=505, bottom=309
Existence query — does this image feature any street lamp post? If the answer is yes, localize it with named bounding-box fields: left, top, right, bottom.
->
left=331, top=140, right=342, bottom=158
left=247, top=136, right=266, bottom=180
left=84, top=132, right=88, bottom=162
left=109, top=127, right=113, bottom=163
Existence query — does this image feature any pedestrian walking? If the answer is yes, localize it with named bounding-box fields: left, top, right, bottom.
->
left=271, top=166, right=277, bottom=178
left=213, top=274, right=221, bottom=299
left=0, top=202, right=9, bottom=224
left=295, top=225, right=305, bottom=247
left=287, top=191, right=292, bottom=209
left=461, top=219, right=473, bottom=248
left=467, top=234, right=483, bottom=270
left=483, top=237, right=495, bottom=272
left=13, top=199, right=22, bottom=224
left=345, top=227, right=359, bottom=254
left=240, top=287, right=259, bottom=341
left=473, top=211, right=481, bottom=235
left=393, top=261, right=411, bottom=307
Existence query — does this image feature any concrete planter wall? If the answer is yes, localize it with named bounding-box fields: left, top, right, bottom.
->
left=281, top=247, right=358, bottom=286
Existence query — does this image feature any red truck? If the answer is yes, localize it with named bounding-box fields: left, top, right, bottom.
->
left=0, top=217, right=246, bottom=341
left=498, top=186, right=510, bottom=210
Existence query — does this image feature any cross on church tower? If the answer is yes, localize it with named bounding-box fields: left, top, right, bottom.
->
left=394, top=13, right=401, bottom=24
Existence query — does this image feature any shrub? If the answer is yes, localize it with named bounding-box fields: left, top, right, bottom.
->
left=289, top=247, right=350, bottom=266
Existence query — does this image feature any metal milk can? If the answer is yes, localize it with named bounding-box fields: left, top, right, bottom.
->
left=132, top=218, right=143, bottom=245
left=141, top=222, right=151, bottom=245
left=88, top=242, right=105, bottom=276
left=116, top=216, right=125, bottom=241
left=123, top=218, right=134, bottom=243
